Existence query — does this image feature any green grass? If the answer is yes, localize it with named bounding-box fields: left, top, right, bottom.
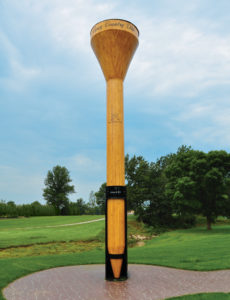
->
left=0, top=215, right=104, bottom=248
left=0, top=240, right=103, bottom=258
left=0, top=215, right=104, bottom=229
left=168, top=293, right=230, bottom=299
left=0, top=250, right=104, bottom=300
left=0, top=216, right=151, bottom=258
left=129, top=225, right=230, bottom=270
left=1, top=216, right=230, bottom=300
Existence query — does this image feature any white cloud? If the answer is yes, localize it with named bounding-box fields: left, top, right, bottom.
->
left=129, top=18, right=230, bottom=97
left=71, top=180, right=102, bottom=202
left=34, top=0, right=116, bottom=53
left=68, top=153, right=104, bottom=174
left=2, top=0, right=230, bottom=203
left=0, top=31, right=40, bottom=92
left=4, top=0, right=230, bottom=97
left=174, top=103, right=213, bottom=122
left=64, top=153, right=106, bottom=201
left=169, top=99, right=230, bottom=149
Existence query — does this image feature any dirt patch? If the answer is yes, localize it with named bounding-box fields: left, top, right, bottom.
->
left=127, top=218, right=156, bottom=248
left=136, top=241, right=145, bottom=247
left=0, top=240, right=103, bottom=258
left=130, top=234, right=149, bottom=240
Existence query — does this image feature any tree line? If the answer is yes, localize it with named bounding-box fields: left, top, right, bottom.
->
left=42, top=165, right=101, bottom=215
left=95, top=146, right=230, bottom=230
left=0, top=201, right=56, bottom=217
left=0, top=198, right=101, bottom=218
left=2, top=146, right=230, bottom=230
left=0, top=166, right=100, bottom=218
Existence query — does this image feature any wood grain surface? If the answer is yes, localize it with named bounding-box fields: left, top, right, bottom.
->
left=91, top=19, right=138, bottom=279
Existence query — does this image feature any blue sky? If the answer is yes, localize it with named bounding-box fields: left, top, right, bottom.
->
left=1, top=0, right=230, bottom=204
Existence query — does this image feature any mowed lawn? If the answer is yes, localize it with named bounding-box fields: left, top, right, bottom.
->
left=0, top=215, right=104, bottom=248
left=129, top=225, right=230, bottom=271
left=1, top=216, right=230, bottom=300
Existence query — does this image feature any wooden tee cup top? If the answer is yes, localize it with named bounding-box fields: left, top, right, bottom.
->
left=91, top=19, right=139, bottom=279
left=90, top=19, right=139, bottom=81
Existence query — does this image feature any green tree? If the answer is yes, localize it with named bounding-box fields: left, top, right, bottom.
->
left=69, top=198, right=87, bottom=215
left=6, top=201, right=18, bottom=217
left=165, top=147, right=230, bottom=229
left=200, top=150, right=230, bottom=229
left=165, top=146, right=200, bottom=218
left=43, top=165, right=75, bottom=215
left=76, top=198, right=86, bottom=215
left=7, top=201, right=16, bottom=207
left=31, top=201, right=42, bottom=216
left=0, top=200, right=7, bottom=216
left=125, top=154, right=150, bottom=212
left=143, top=155, right=174, bottom=227
left=95, top=183, right=106, bottom=214
left=88, top=191, right=96, bottom=208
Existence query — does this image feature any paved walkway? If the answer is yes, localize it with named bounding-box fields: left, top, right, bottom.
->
left=3, top=264, right=230, bottom=300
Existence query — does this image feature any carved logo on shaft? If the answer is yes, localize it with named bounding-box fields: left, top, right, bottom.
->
left=109, top=113, right=122, bottom=123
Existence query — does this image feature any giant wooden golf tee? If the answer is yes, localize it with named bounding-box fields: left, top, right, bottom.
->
left=90, top=19, right=139, bottom=280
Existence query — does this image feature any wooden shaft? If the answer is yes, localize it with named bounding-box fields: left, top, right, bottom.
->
left=107, top=79, right=125, bottom=186
left=107, top=78, right=125, bottom=278
left=90, top=19, right=139, bottom=280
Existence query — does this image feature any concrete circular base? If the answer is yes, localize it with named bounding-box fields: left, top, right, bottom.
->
left=3, top=264, right=230, bottom=300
